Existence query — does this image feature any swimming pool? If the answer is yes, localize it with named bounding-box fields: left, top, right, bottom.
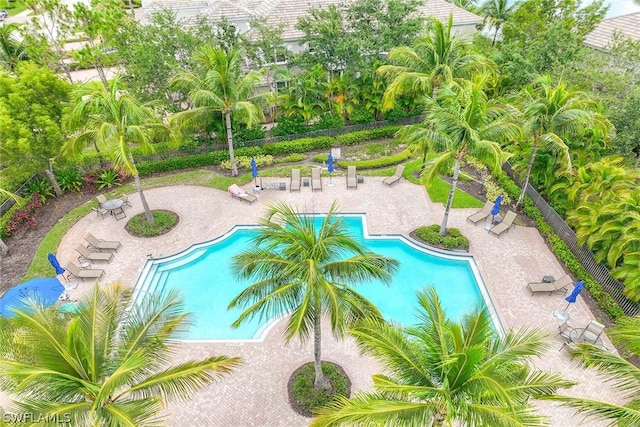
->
left=132, top=214, right=502, bottom=341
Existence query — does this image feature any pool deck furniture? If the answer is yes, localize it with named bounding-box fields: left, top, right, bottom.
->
left=65, top=262, right=105, bottom=282
left=84, top=232, right=121, bottom=252
left=290, top=169, right=301, bottom=192
left=311, top=168, right=322, bottom=192
left=96, top=194, right=108, bottom=206
left=91, top=206, right=109, bottom=219
left=383, top=164, right=405, bottom=186
left=75, top=245, right=114, bottom=263
left=120, top=194, right=132, bottom=208
left=346, top=166, right=357, bottom=189
left=467, top=200, right=493, bottom=224
left=527, top=274, right=572, bottom=295
left=102, top=198, right=126, bottom=220
left=228, top=184, right=258, bottom=204
left=489, top=210, right=517, bottom=237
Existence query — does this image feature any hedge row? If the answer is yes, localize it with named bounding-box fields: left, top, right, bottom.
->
left=334, top=126, right=401, bottom=146
left=496, top=173, right=625, bottom=320
left=337, top=149, right=413, bottom=169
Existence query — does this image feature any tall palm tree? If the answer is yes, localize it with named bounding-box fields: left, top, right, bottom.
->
left=0, top=283, right=240, bottom=426
left=377, top=16, right=488, bottom=110
left=545, top=315, right=640, bottom=424
left=64, top=77, right=171, bottom=222
left=0, top=23, right=28, bottom=72
left=311, top=287, right=573, bottom=427
left=400, top=76, right=518, bottom=235
left=511, top=74, right=612, bottom=210
left=480, top=0, right=518, bottom=46
left=170, top=46, right=268, bottom=176
left=228, top=202, right=399, bottom=388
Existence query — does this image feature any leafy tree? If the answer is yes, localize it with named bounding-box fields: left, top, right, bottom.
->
left=400, top=76, right=517, bottom=235
left=498, top=0, right=607, bottom=88
left=228, top=202, right=399, bottom=388
left=279, top=64, right=329, bottom=125
left=0, top=62, right=71, bottom=196
left=545, top=315, right=640, bottom=424
left=509, top=74, right=612, bottom=210
left=64, top=77, right=172, bottom=222
left=377, top=16, right=489, bottom=110
left=170, top=46, right=268, bottom=176
left=480, top=0, right=519, bottom=46
left=0, top=23, right=28, bottom=72
left=311, top=287, right=573, bottom=427
left=0, top=284, right=240, bottom=425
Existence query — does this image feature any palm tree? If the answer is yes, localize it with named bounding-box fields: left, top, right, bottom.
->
left=0, top=23, right=28, bottom=72
left=64, top=77, right=171, bottom=222
left=170, top=46, right=268, bottom=176
left=480, top=0, right=518, bottom=46
left=511, top=74, right=612, bottom=210
left=377, top=16, right=488, bottom=110
left=0, top=283, right=240, bottom=425
left=311, top=287, right=573, bottom=427
left=400, top=76, right=518, bottom=236
left=545, top=315, right=640, bottom=424
left=228, top=202, right=399, bottom=388
left=279, top=64, right=329, bottom=125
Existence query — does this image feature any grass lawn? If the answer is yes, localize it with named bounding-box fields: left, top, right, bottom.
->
left=2, top=0, right=28, bottom=15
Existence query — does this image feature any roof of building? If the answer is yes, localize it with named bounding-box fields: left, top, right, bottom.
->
left=584, top=12, right=640, bottom=50
left=144, top=0, right=483, bottom=41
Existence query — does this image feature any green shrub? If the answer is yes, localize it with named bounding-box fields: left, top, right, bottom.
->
left=414, top=224, right=469, bottom=251
left=338, top=149, right=412, bottom=169
left=234, top=146, right=264, bottom=158
left=95, top=169, right=121, bottom=189
left=270, top=114, right=310, bottom=136
left=55, top=167, right=84, bottom=192
left=262, top=136, right=334, bottom=156
left=137, top=152, right=228, bottom=176
left=348, top=108, right=375, bottom=124
left=220, top=155, right=274, bottom=171
left=313, top=113, right=344, bottom=130
left=289, top=362, right=350, bottom=417
left=24, top=178, right=54, bottom=201
left=277, top=153, right=306, bottom=164
left=125, top=210, right=179, bottom=237
left=335, top=126, right=400, bottom=146
left=235, top=124, right=266, bottom=143
left=0, top=196, right=30, bottom=239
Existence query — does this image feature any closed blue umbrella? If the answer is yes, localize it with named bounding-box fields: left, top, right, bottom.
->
left=491, top=195, right=503, bottom=219
left=0, top=277, right=65, bottom=317
left=250, top=158, right=259, bottom=187
left=48, top=253, right=66, bottom=276
left=564, top=280, right=585, bottom=311
left=327, top=153, right=334, bottom=186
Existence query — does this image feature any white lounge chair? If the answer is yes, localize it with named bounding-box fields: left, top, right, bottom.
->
left=311, top=168, right=322, bottom=192
left=346, top=166, right=357, bottom=189
left=467, top=201, right=493, bottom=224
left=290, top=169, right=301, bottom=192
left=489, top=210, right=517, bottom=237
left=527, top=274, right=573, bottom=295
left=383, top=165, right=405, bottom=186
left=228, top=184, right=257, bottom=204
left=85, top=233, right=121, bottom=252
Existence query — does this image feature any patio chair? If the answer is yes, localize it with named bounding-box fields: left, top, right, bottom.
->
left=290, top=169, right=301, bottom=192
left=120, top=194, right=132, bottom=208
left=383, top=164, right=405, bottom=186
left=91, top=207, right=109, bottom=219
left=489, top=210, right=517, bottom=237
left=84, top=233, right=121, bottom=252
left=346, top=166, right=357, bottom=189
left=96, top=194, right=108, bottom=206
left=228, top=184, right=257, bottom=205
left=75, top=245, right=114, bottom=263
left=577, top=320, right=606, bottom=344
left=467, top=201, right=493, bottom=224
left=527, top=274, right=573, bottom=295
left=311, top=168, right=322, bottom=192
left=65, top=262, right=105, bottom=282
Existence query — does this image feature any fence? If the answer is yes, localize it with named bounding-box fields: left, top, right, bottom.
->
left=0, top=173, right=43, bottom=217
left=505, top=164, right=640, bottom=316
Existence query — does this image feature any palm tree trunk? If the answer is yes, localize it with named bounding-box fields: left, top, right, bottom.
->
left=431, top=404, right=447, bottom=427
left=439, top=158, right=460, bottom=236
left=225, top=112, right=238, bottom=176
left=313, top=305, right=329, bottom=389
left=516, top=144, right=539, bottom=210
left=0, top=238, right=8, bottom=254
left=43, top=168, right=63, bottom=197
left=134, top=173, right=154, bottom=223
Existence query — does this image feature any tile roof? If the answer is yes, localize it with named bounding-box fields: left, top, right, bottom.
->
left=144, top=0, right=482, bottom=41
left=584, top=12, right=640, bottom=50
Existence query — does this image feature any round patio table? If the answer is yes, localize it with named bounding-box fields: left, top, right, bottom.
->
left=102, top=199, right=126, bottom=220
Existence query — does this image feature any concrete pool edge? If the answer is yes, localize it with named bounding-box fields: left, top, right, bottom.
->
left=131, top=212, right=506, bottom=342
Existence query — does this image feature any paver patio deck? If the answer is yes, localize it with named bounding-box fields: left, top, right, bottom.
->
left=1, top=175, right=624, bottom=425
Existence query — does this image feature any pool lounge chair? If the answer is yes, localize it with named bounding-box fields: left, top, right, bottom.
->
left=228, top=184, right=257, bottom=204
left=311, top=168, right=322, bottom=192
left=383, top=165, right=405, bottom=186
left=65, top=262, right=105, bottom=282
left=467, top=201, right=493, bottom=224
left=527, top=274, right=573, bottom=295
left=290, top=169, right=301, bottom=192
left=84, top=232, right=121, bottom=252
left=96, top=194, right=108, bottom=206
left=75, top=245, right=114, bottom=263
left=489, top=210, right=517, bottom=237
left=346, top=166, right=357, bottom=189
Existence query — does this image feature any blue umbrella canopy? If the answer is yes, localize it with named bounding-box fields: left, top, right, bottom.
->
left=565, top=280, right=585, bottom=305
left=491, top=195, right=503, bottom=216
left=48, top=252, right=66, bottom=275
left=327, top=153, right=334, bottom=173
left=0, top=277, right=65, bottom=317
left=250, top=158, right=258, bottom=178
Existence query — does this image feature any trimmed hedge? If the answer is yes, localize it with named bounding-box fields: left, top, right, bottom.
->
left=337, top=149, right=413, bottom=169
left=415, top=225, right=469, bottom=251
left=334, top=126, right=400, bottom=146
left=261, top=136, right=334, bottom=155
left=496, top=173, right=624, bottom=320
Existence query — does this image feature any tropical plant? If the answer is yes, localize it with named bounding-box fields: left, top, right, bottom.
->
left=377, top=16, right=488, bottom=110
left=544, top=315, right=640, bottom=424
left=279, top=64, right=329, bottom=125
left=170, top=46, right=269, bottom=176
left=311, top=287, right=574, bottom=427
left=0, top=187, right=20, bottom=254
left=480, top=0, right=518, bottom=45
left=510, top=74, right=612, bottom=209
left=0, top=23, right=28, bottom=71
left=64, top=76, right=171, bottom=222
left=400, top=76, right=517, bottom=235
left=0, top=283, right=240, bottom=425
left=228, top=202, right=399, bottom=388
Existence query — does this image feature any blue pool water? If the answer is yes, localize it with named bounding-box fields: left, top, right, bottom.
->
left=132, top=215, right=497, bottom=341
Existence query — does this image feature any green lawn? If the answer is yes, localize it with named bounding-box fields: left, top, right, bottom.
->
left=2, top=0, right=28, bottom=16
